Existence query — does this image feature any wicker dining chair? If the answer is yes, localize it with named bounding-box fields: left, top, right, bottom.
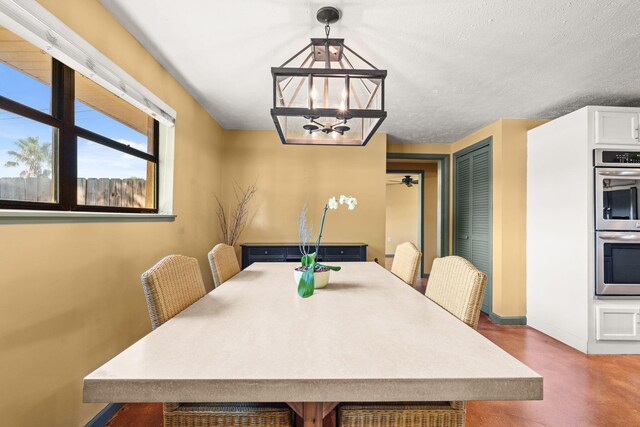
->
left=425, top=256, right=488, bottom=330
left=339, top=256, right=487, bottom=427
left=208, top=243, right=241, bottom=288
left=141, top=255, right=292, bottom=427
left=390, top=242, right=422, bottom=286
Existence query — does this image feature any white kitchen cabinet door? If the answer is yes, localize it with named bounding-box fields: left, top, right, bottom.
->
left=595, top=111, right=639, bottom=145
left=596, top=306, right=640, bottom=341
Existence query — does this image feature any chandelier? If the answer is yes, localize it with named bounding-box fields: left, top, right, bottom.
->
left=270, top=6, right=387, bottom=146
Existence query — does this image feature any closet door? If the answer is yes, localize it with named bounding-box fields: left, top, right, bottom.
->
left=455, top=155, right=472, bottom=260
left=454, top=143, right=492, bottom=314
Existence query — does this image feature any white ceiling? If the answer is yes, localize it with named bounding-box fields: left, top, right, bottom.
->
left=101, top=0, right=640, bottom=144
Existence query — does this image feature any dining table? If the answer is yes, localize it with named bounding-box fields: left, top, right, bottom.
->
left=83, top=261, right=543, bottom=426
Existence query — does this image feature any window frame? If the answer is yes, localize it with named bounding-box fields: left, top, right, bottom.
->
left=0, top=58, right=160, bottom=214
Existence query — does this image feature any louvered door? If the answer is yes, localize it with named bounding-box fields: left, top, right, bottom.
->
left=454, top=143, right=492, bottom=313
left=455, top=156, right=472, bottom=260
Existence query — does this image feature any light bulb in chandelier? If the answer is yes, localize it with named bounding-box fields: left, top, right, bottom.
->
left=310, top=87, right=318, bottom=104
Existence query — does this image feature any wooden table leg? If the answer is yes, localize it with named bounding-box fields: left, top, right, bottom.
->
left=322, top=407, right=336, bottom=427
left=303, top=402, right=323, bottom=427
left=287, top=402, right=338, bottom=427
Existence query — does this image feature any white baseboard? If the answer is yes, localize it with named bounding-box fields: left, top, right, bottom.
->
left=587, top=340, right=640, bottom=355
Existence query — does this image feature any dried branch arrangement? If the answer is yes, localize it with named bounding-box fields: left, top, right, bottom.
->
left=215, top=182, right=257, bottom=247
left=298, top=203, right=313, bottom=258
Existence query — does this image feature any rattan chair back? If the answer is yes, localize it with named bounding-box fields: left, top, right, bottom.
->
left=141, top=255, right=206, bottom=329
left=340, top=402, right=465, bottom=427
left=163, top=403, right=292, bottom=427
left=425, top=256, right=487, bottom=329
left=208, top=243, right=241, bottom=287
left=390, top=242, right=422, bottom=286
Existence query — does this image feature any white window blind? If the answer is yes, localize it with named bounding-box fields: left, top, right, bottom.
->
left=0, top=0, right=176, bottom=126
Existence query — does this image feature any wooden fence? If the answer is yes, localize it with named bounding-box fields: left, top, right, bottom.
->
left=0, top=177, right=147, bottom=207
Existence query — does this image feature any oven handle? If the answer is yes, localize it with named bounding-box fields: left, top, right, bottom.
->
left=598, top=232, right=640, bottom=242
left=597, top=170, right=640, bottom=178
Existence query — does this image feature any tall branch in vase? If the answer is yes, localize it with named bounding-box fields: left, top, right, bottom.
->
left=298, top=203, right=313, bottom=260
left=215, top=182, right=257, bottom=247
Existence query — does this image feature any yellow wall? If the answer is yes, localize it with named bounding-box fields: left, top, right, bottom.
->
left=221, top=130, right=387, bottom=264
left=386, top=162, right=439, bottom=273
left=385, top=176, right=420, bottom=254
left=0, top=1, right=224, bottom=426
left=0, top=3, right=547, bottom=426
left=387, top=119, right=547, bottom=317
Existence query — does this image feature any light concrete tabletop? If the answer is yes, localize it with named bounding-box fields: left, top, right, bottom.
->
left=83, top=262, right=542, bottom=405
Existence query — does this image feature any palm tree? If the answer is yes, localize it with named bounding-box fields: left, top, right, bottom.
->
left=4, top=136, right=52, bottom=178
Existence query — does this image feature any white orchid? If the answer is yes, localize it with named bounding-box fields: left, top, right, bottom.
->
left=339, top=195, right=357, bottom=209
left=346, top=196, right=357, bottom=210
left=327, top=196, right=339, bottom=209
left=338, top=194, right=357, bottom=210
left=327, top=195, right=357, bottom=210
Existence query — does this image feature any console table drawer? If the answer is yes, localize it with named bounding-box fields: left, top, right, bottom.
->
left=287, top=247, right=305, bottom=258
left=241, top=243, right=367, bottom=269
left=325, top=246, right=361, bottom=257
left=248, top=247, right=286, bottom=257
left=324, top=256, right=361, bottom=262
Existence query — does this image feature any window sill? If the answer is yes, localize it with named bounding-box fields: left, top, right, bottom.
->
left=0, top=209, right=176, bottom=224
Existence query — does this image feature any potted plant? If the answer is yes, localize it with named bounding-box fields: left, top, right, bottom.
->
left=295, top=195, right=358, bottom=298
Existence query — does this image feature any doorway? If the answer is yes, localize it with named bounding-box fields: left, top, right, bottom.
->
left=385, top=155, right=449, bottom=280
left=385, top=171, right=424, bottom=279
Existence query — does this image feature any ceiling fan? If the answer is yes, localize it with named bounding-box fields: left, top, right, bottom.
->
left=387, top=175, right=419, bottom=187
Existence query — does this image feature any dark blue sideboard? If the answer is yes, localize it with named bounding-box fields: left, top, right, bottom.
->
left=240, top=243, right=367, bottom=269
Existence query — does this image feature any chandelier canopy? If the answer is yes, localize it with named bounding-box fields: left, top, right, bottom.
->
left=270, top=7, right=387, bottom=146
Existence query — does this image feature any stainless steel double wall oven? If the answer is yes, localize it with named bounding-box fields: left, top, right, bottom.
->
left=595, top=149, right=640, bottom=295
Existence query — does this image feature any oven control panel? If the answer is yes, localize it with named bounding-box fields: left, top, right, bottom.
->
left=595, top=149, right=640, bottom=166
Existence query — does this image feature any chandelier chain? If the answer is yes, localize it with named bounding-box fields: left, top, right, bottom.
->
left=325, top=23, right=330, bottom=39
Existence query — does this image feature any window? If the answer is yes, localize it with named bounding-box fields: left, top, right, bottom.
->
left=0, top=25, right=158, bottom=213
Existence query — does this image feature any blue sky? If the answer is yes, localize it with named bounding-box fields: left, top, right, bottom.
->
left=0, top=62, right=149, bottom=179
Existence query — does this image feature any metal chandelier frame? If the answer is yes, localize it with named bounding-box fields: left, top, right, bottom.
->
left=270, top=7, right=387, bottom=146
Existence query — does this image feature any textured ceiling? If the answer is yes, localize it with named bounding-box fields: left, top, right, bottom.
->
left=100, top=0, right=640, bottom=144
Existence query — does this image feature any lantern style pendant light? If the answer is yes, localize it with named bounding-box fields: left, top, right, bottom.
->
left=270, top=6, right=387, bottom=146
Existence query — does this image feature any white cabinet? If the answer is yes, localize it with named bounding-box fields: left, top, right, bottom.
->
left=596, top=306, right=640, bottom=341
left=595, top=111, right=639, bottom=145
left=528, top=106, right=640, bottom=354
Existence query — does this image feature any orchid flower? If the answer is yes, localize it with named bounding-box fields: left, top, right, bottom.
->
left=347, top=196, right=357, bottom=210
left=328, top=196, right=339, bottom=209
